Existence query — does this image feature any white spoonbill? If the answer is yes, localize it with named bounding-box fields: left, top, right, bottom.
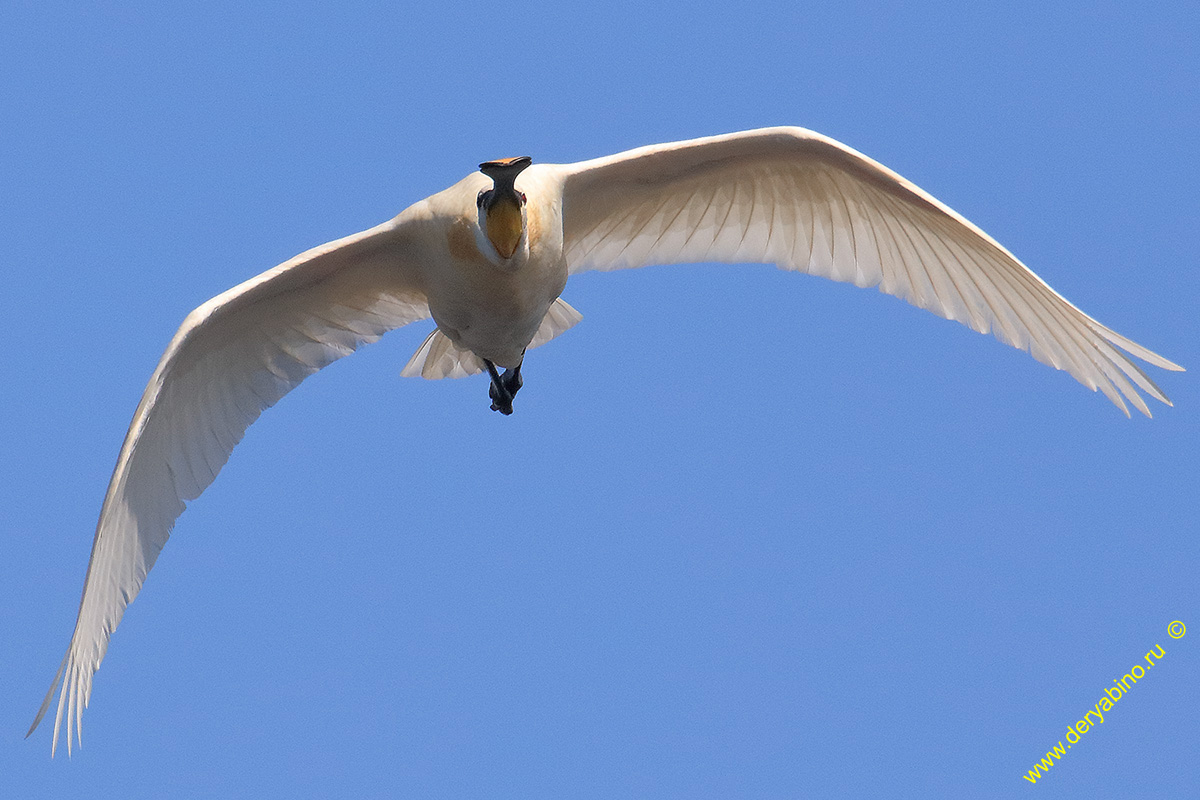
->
left=29, top=127, right=1182, bottom=755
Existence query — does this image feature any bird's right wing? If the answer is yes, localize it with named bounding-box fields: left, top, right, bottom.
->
left=30, top=216, right=430, bottom=755
left=555, top=127, right=1182, bottom=416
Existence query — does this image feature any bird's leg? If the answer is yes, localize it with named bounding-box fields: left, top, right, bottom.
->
left=500, top=359, right=523, bottom=397
left=485, top=359, right=515, bottom=415
left=484, top=354, right=525, bottom=416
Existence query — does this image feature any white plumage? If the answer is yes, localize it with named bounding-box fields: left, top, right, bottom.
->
left=29, top=127, right=1181, bottom=755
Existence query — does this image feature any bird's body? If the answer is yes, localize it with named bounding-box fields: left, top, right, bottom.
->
left=29, top=127, right=1182, bottom=755
left=414, top=166, right=567, bottom=370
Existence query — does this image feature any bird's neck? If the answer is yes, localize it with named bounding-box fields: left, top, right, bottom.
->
left=484, top=187, right=524, bottom=259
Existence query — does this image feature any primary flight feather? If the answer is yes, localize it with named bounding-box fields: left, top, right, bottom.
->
left=30, top=127, right=1182, bottom=755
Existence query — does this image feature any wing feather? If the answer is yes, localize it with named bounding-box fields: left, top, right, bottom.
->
left=29, top=217, right=430, bottom=755
left=556, top=127, right=1182, bottom=414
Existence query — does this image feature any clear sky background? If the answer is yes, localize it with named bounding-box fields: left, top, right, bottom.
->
left=2, top=2, right=1196, bottom=798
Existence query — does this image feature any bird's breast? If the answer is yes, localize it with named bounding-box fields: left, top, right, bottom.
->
left=446, top=216, right=483, bottom=262
left=429, top=228, right=564, bottom=366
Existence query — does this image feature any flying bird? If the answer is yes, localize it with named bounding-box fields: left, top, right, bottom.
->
left=29, top=127, right=1182, bottom=755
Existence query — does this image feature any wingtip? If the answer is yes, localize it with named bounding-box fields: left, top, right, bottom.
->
left=29, top=650, right=71, bottom=755
left=1150, top=354, right=1186, bottom=373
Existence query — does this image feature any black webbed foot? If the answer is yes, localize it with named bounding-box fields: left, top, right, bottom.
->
left=488, top=381, right=514, bottom=415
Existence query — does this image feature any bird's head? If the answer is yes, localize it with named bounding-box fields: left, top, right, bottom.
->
left=478, top=156, right=532, bottom=259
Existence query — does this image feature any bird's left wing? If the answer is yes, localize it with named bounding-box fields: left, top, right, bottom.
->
left=555, top=127, right=1182, bottom=415
left=29, top=217, right=430, bottom=755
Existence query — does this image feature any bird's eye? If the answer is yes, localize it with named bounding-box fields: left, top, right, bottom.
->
left=476, top=190, right=487, bottom=209
left=519, top=192, right=527, bottom=205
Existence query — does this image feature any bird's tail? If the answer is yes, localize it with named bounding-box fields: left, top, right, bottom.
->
left=401, top=297, right=582, bottom=379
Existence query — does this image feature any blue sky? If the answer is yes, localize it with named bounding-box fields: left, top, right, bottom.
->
left=2, top=2, right=1196, bottom=797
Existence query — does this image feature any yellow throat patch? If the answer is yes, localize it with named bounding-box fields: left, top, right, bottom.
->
left=485, top=196, right=523, bottom=259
